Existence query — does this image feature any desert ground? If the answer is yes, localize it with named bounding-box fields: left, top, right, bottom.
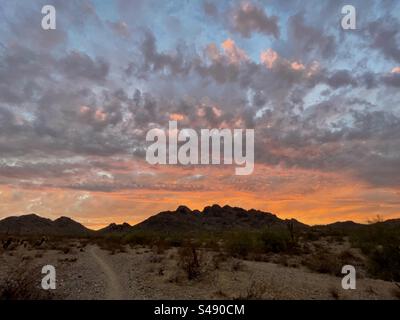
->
left=1, top=237, right=399, bottom=300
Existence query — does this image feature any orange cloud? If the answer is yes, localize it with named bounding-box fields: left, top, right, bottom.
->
left=221, top=38, right=248, bottom=64
left=260, top=49, right=318, bottom=76
left=95, top=109, right=107, bottom=122
left=291, top=61, right=305, bottom=71
left=79, top=105, right=90, bottom=114
left=260, top=48, right=278, bottom=69
left=391, top=66, right=400, bottom=74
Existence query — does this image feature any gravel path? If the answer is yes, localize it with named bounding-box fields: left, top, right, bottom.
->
left=89, top=246, right=125, bottom=299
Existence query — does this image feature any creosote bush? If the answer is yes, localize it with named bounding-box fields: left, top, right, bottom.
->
left=351, top=224, right=400, bottom=281
left=177, top=243, right=204, bottom=280
left=0, top=263, right=57, bottom=300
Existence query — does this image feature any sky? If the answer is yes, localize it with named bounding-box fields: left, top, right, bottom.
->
left=0, top=0, right=400, bottom=229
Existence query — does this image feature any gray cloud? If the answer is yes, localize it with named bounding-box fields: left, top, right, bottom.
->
left=107, top=20, right=131, bottom=38
left=287, top=13, right=336, bottom=59
left=367, top=17, right=400, bottom=63
left=230, top=2, right=280, bottom=38
left=203, top=1, right=218, bottom=18
left=0, top=0, right=400, bottom=193
left=58, top=51, right=109, bottom=82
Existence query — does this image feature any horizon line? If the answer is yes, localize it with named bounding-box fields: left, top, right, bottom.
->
left=1, top=204, right=398, bottom=231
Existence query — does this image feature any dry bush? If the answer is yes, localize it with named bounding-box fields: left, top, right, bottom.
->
left=152, top=240, right=169, bottom=254
left=96, top=239, right=127, bottom=255
left=302, top=230, right=322, bottom=242
left=236, top=280, right=267, bottom=300
left=211, top=252, right=228, bottom=270
left=329, top=287, right=340, bottom=300
left=1, top=237, right=18, bottom=251
left=45, top=240, right=71, bottom=253
left=58, top=257, right=77, bottom=263
left=168, top=251, right=177, bottom=260
left=301, top=243, right=313, bottom=254
left=0, top=263, right=58, bottom=300
left=177, top=244, right=204, bottom=280
left=250, top=253, right=271, bottom=262
left=214, top=289, right=229, bottom=298
left=148, top=254, right=163, bottom=264
left=60, top=247, right=71, bottom=254
left=275, top=255, right=289, bottom=267
left=351, top=223, right=400, bottom=281
left=367, top=245, right=400, bottom=282
left=304, top=249, right=363, bottom=276
left=303, top=250, right=342, bottom=276
left=365, top=286, right=377, bottom=295
left=77, top=239, right=89, bottom=251
left=338, top=249, right=361, bottom=265
left=230, top=260, right=245, bottom=272
left=225, top=232, right=256, bottom=258
left=21, top=255, right=32, bottom=261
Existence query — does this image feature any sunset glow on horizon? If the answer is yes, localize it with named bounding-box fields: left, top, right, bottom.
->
left=1, top=160, right=399, bottom=229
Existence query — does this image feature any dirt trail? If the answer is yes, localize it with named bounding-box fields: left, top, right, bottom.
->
left=89, top=246, right=125, bottom=299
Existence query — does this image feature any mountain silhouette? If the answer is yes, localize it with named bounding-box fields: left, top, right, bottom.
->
left=97, top=222, right=132, bottom=234
left=0, top=205, right=399, bottom=236
left=0, top=213, right=92, bottom=237
left=133, top=204, right=308, bottom=233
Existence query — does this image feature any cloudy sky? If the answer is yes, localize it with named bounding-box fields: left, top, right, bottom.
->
left=0, top=0, right=399, bottom=228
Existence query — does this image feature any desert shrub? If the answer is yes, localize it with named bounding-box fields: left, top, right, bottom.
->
left=258, top=229, right=294, bottom=253
left=250, top=253, right=270, bottom=262
left=301, top=243, right=312, bottom=254
left=275, top=255, right=289, bottom=267
left=177, top=243, right=204, bottom=280
left=367, top=244, right=400, bottom=281
left=0, top=263, right=57, bottom=300
left=329, top=287, right=340, bottom=300
left=58, top=257, right=77, bottom=263
left=123, top=231, right=154, bottom=246
left=78, top=239, right=89, bottom=249
left=338, top=249, right=362, bottom=266
left=302, top=230, right=322, bottom=242
left=96, top=236, right=126, bottom=255
left=331, top=235, right=345, bottom=243
left=351, top=224, right=400, bottom=281
left=60, top=247, right=70, bottom=254
left=152, top=239, right=170, bottom=254
left=351, top=223, right=398, bottom=253
left=224, top=229, right=298, bottom=258
left=303, top=251, right=342, bottom=275
left=1, top=237, right=15, bottom=250
left=230, top=260, right=245, bottom=272
left=236, top=280, right=267, bottom=300
left=200, top=237, right=220, bottom=251
left=225, top=232, right=258, bottom=258
left=148, top=254, right=163, bottom=264
left=46, top=240, right=74, bottom=253
left=211, top=252, right=228, bottom=269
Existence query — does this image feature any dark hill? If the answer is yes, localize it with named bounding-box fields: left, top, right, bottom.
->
left=133, top=204, right=308, bottom=233
left=97, top=222, right=132, bottom=234
left=0, top=214, right=92, bottom=237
